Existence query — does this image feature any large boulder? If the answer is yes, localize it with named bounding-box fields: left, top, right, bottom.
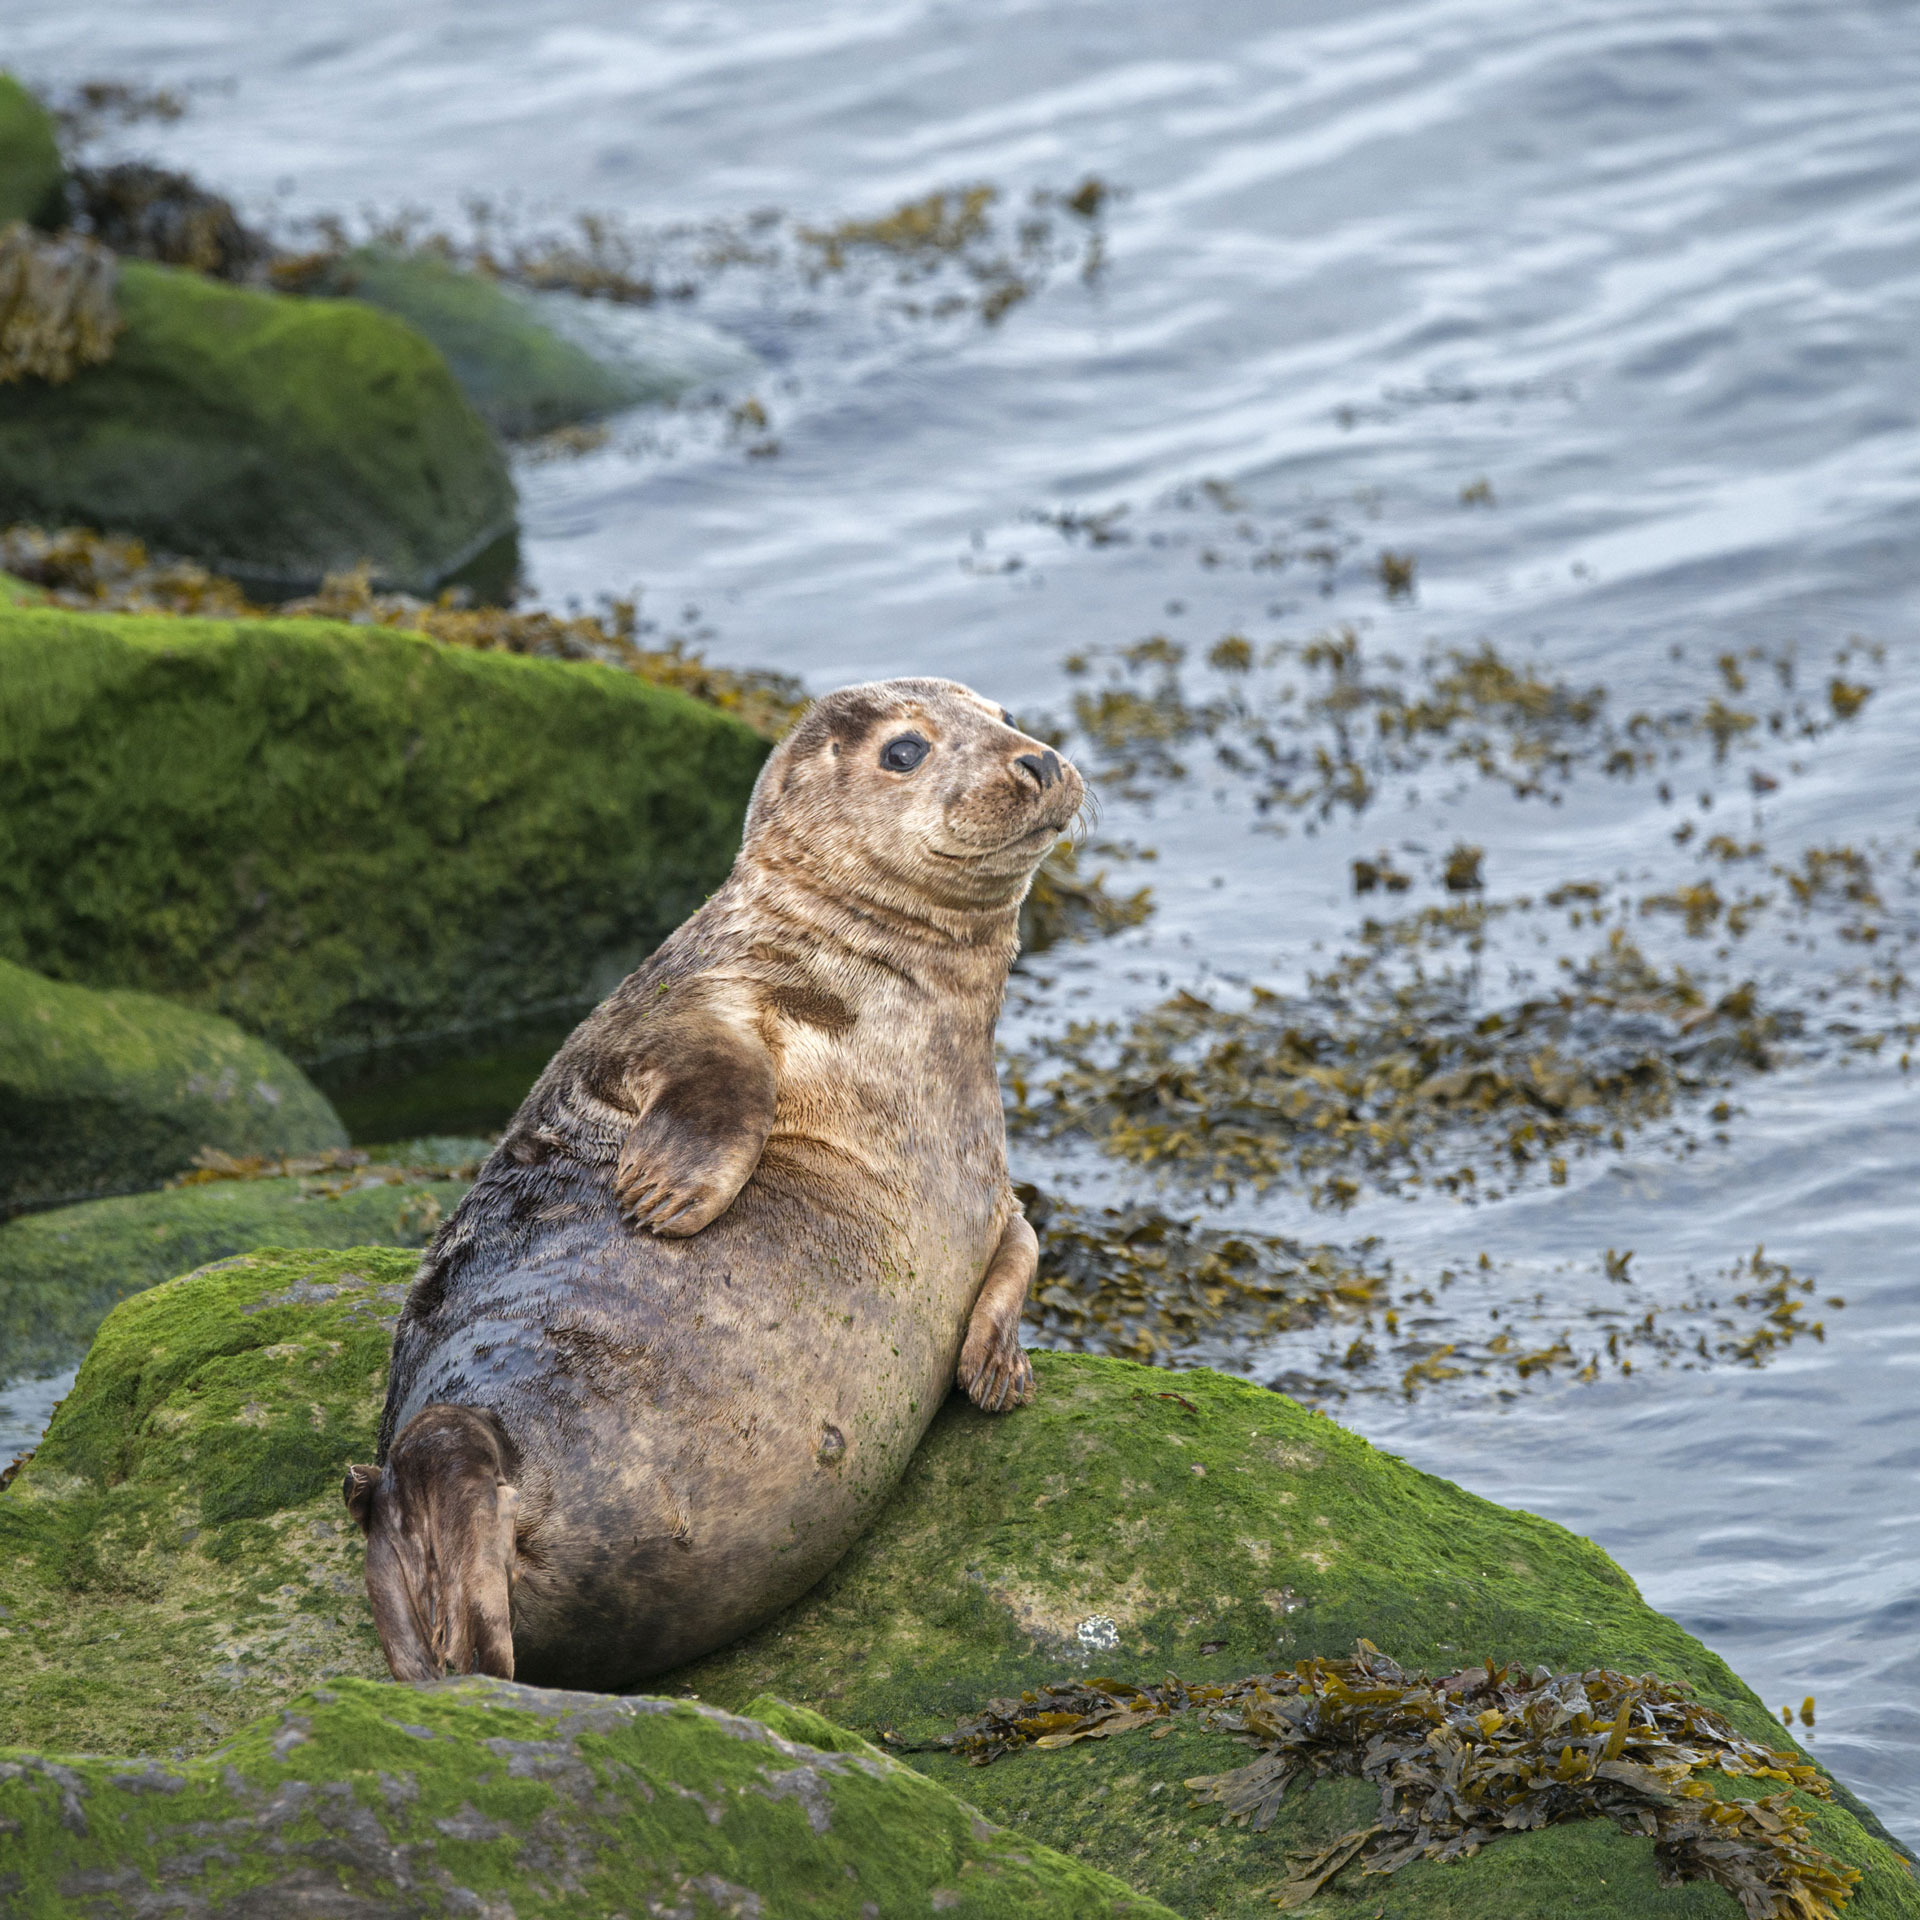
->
left=0, top=1145, right=480, bottom=1378
left=0, top=958, right=347, bottom=1218
left=0, top=260, right=515, bottom=594
left=0, top=1678, right=1169, bottom=1920
left=0, top=73, right=64, bottom=229
left=0, top=1249, right=1911, bottom=1918
left=0, top=604, right=770, bottom=1058
left=305, top=248, right=677, bottom=437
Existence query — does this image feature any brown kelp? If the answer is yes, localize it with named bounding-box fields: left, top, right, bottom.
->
left=931, top=1642, right=1861, bottom=1917
left=1011, top=916, right=1784, bottom=1206
left=0, top=221, right=119, bottom=383
left=1019, top=1185, right=1387, bottom=1366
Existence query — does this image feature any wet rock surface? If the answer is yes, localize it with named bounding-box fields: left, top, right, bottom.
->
left=0, top=958, right=346, bottom=1218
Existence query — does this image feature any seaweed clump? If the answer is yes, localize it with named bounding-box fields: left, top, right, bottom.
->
left=1019, top=1184, right=1385, bottom=1367
left=1020, top=838, right=1154, bottom=955
left=933, top=1643, right=1861, bottom=1918
left=1013, top=921, right=1785, bottom=1205
left=0, top=220, right=120, bottom=383
left=68, top=161, right=268, bottom=279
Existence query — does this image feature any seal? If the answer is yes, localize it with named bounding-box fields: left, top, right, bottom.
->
left=344, top=677, right=1083, bottom=1689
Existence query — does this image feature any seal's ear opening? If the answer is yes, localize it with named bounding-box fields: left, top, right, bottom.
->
left=343, top=1462, right=380, bottom=1532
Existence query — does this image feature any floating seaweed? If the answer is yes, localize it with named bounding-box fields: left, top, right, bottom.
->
left=1017, top=1184, right=1387, bottom=1367
left=1053, top=619, right=1876, bottom=823
left=1011, top=920, right=1784, bottom=1205
left=0, top=221, right=120, bottom=384
left=928, top=1642, right=1859, bottom=1918
left=1019, top=839, right=1154, bottom=956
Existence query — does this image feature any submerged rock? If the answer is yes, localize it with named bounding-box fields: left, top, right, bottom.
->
left=0, top=1676, right=1169, bottom=1920
left=0, top=1148, right=480, bottom=1378
left=296, top=248, right=680, bottom=438
left=0, top=1247, right=1910, bottom=1916
left=0, top=602, right=769, bottom=1058
left=0, top=959, right=346, bottom=1218
left=0, top=73, right=64, bottom=230
left=0, top=260, right=514, bottom=593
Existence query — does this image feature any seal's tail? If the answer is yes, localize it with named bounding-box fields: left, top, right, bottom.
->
left=343, top=1404, right=518, bottom=1682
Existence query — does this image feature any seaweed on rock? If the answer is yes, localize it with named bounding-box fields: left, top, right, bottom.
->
left=0, top=220, right=119, bottom=383
left=932, top=1647, right=1862, bottom=1917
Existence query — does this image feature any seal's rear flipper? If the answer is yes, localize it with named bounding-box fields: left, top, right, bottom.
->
left=344, top=1404, right=518, bottom=1682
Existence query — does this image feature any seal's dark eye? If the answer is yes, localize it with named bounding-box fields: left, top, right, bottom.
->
left=879, top=733, right=930, bottom=772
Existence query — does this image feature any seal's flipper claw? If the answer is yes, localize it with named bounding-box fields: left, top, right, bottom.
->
left=958, top=1211, right=1040, bottom=1414
left=612, top=1011, right=778, bottom=1239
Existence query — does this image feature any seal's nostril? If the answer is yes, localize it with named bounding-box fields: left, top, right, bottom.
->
left=1015, top=751, right=1055, bottom=790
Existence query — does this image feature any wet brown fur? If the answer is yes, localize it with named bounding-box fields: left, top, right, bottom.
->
left=347, top=679, right=1082, bottom=1689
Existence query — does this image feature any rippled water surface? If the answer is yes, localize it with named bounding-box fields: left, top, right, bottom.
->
left=12, top=0, right=1920, bottom=1840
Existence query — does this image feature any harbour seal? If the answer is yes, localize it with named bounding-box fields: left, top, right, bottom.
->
left=345, top=677, right=1083, bottom=1688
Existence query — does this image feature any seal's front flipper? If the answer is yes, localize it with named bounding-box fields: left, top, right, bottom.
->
left=958, top=1211, right=1038, bottom=1412
left=614, top=1017, right=777, bottom=1237
left=346, top=1404, right=518, bottom=1682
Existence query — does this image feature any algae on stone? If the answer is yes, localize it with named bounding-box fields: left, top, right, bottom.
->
left=0, top=957, right=347, bottom=1218
left=0, top=1677, right=1173, bottom=1920
left=0, top=74, right=65, bottom=230
left=1, top=1247, right=1908, bottom=1919
left=0, top=259, right=514, bottom=592
left=293, top=247, right=675, bottom=437
left=0, top=603, right=769, bottom=1057
left=0, top=1153, right=477, bottom=1378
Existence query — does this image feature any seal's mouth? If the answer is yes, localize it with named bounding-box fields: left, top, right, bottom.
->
left=931, top=819, right=1065, bottom=862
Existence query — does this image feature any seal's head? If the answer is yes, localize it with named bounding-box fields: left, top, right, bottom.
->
left=746, top=677, right=1084, bottom=915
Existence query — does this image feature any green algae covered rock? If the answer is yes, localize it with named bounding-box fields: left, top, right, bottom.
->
left=0, top=603, right=770, bottom=1058
left=1, top=1248, right=1911, bottom=1919
left=310, top=248, right=669, bottom=437
left=0, top=74, right=64, bottom=230
left=0, top=958, right=347, bottom=1218
left=0, top=260, right=515, bottom=593
left=0, top=1676, right=1172, bottom=1920
left=0, top=1147, right=480, bottom=1378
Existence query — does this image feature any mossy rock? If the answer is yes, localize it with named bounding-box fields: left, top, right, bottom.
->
left=0, top=959, right=347, bottom=1219
left=0, top=1152, right=479, bottom=1378
left=0, top=1678, right=1170, bottom=1920
left=1, top=1248, right=1911, bottom=1918
left=0, top=260, right=515, bottom=593
left=0, top=603, right=770, bottom=1057
left=0, top=74, right=64, bottom=230
left=312, top=249, right=674, bottom=438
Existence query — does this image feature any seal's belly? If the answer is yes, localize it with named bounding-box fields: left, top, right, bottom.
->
left=387, top=1150, right=1002, bottom=1686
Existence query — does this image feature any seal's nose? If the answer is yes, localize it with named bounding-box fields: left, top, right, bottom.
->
left=1015, top=749, right=1062, bottom=791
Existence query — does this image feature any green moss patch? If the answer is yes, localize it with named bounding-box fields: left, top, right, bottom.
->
left=0, top=958, right=346, bottom=1218
left=2, top=1251, right=1909, bottom=1917
left=0, top=1676, right=1170, bottom=1920
left=0, top=1151, right=478, bottom=1378
left=679, top=1357, right=1917, bottom=1918
left=0, top=603, right=769, bottom=1056
left=298, top=248, right=674, bottom=436
left=0, top=74, right=64, bottom=230
left=0, top=259, right=514, bottom=592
